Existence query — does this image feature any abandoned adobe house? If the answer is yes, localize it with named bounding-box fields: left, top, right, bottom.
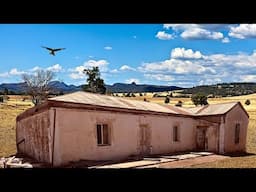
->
left=16, top=91, right=249, bottom=166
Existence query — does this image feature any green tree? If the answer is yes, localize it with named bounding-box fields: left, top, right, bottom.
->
left=83, top=67, right=106, bottom=94
left=191, top=93, right=208, bottom=106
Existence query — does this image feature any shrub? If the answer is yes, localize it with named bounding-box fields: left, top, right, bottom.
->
left=245, top=99, right=251, bottom=105
left=175, top=100, right=183, bottom=107
left=139, top=93, right=143, bottom=96
left=164, top=96, right=170, bottom=104
left=0, top=96, right=3, bottom=103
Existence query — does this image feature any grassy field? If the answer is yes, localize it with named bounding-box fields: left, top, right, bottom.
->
left=1, top=93, right=256, bottom=167
left=0, top=96, right=32, bottom=157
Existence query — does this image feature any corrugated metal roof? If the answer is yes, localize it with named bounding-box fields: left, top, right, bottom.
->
left=184, top=102, right=239, bottom=116
left=48, top=91, right=242, bottom=116
left=49, top=91, right=183, bottom=115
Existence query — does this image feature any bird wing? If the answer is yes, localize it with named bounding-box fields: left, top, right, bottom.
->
left=53, top=48, right=66, bottom=52
left=41, top=46, right=53, bottom=51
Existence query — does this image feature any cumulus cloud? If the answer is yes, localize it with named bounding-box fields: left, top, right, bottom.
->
left=171, top=48, right=203, bottom=59
left=47, top=64, right=63, bottom=72
left=133, top=35, right=137, bottom=39
left=155, top=31, right=174, bottom=40
left=139, top=47, right=256, bottom=86
left=69, top=59, right=109, bottom=80
left=30, top=66, right=42, bottom=72
left=181, top=28, right=223, bottom=40
left=144, top=74, right=174, bottom=81
left=84, top=59, right=109, bottom=69
left=110, top=69, right=119, bottom=73
left=199, top=78, right=222, bottom=86
left=9, top=68, right=25, bottom=75
left=163, top=24, right=228, bottom=41
left=240, top=75, right=256, bottom=82
left=229, top=24, right=256, bottom=39
left=125, top=78, right=140, bottom=84
left=120, top=65, right=136, bottom=71
left=69, top=66, right=86, bottom=79
left=222, top=37, right=230, bottom=43
left=104, top=46, right=112, bottom=50
left=0, top=72, right=9, bottom=78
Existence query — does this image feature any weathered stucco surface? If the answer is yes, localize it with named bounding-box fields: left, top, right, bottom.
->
left=16, top=101, right=249, bottom=166
left=16, top=110, right=51, bottom=163
left=224, top=104, right=248, bottom=153
left=52, top=107, right=220, bottom=166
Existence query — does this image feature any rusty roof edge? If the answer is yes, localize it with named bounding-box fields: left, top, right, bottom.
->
left=223, top=101, right=249, bottom=118
left=47, top=100, right=195, bottom=118
left=16, top=101, right=51, bottom=121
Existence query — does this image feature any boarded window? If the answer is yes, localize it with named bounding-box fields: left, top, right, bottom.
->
left=97, top=124, right=110, bottom=145
left=235, top=123, right=240, bottom=144
left=173, top=126, right=180, bottom=142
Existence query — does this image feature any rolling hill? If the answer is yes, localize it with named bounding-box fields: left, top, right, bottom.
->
left=0, top=81, right=183, bottom=94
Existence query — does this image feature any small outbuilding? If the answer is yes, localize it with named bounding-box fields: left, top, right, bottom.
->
left=16, top=91, right=249, bottom=166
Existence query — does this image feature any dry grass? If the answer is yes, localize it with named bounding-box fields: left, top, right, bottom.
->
left=0, top=96, right=32, bottom=157
left=1, top=93, right=256, bottom=167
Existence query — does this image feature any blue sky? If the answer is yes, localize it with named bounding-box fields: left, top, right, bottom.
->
left=1, top=24, right=256, bottom=87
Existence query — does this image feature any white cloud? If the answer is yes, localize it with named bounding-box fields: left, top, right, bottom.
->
left=69, top=59, right=109, bottom=80
left=163, top=24, right=228, bottom=41
left=144, top=74, right=174, bottom=81
left=222, top=37, right=230, bottom=43
left=240, top=75, right=256, bottom=82
left=140, top=59, right=212, bottom=75
left=84, top=59, right=109, bottom=69
left=9, top=68, right=25, bottom=75
left=125, top=78, right=140, bottom=84
left=199, top=78, right=222, bottom=85
left=155, top=31, right=174, bottom=40
left=181, top=28, right=223, bottom=40
left=229, top=24, right=256, bottom=39
left=164, top=24, right=229, bottom=31
left=47, top=64, right=63, bottom=72
left=30, top=66, right=42, bottom=72
left=69, top=66, right=86, bottom=79
left=69, top=73, right=85, bottom=80
left=0, top=72, right=9, bottom=78
left=110, top=69, right=119, bottom=73
left=133, top=35, right=137, bottom=39
left=163, top=24, right=199, bottom=30
left=120, top=65, right=136, bottom=71
left=171, top=48, right=203, bottom=59
left=104, top=46, right=112, bottom=50
left=88, top=56, right=94, bottom=58
left=138, top=47, right=256, bottom=86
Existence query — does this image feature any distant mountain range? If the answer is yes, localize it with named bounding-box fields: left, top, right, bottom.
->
left=1, top=81, right=256, bottom=97
left=0, top=81, right=183, bottom=94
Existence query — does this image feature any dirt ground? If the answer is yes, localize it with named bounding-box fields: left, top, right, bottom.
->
left=138, top=155, right=229, bottom=168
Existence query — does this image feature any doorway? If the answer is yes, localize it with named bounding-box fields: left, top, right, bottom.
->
left=139, top=124, right=151, bottom=156
left=196, top=126, right=208, bottom=151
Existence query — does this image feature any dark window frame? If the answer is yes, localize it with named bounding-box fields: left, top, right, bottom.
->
left=96, top=123, right=110, bottom=146
left=235, top=123, right=240, bottom=144
left=173, top=126, right=180, bottom=142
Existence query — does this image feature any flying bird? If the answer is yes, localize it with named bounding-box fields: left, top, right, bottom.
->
left=41, top=46, right=66, bottom=56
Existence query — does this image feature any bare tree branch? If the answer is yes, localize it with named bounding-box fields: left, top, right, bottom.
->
left=21, top=70, right=55, bottom=105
